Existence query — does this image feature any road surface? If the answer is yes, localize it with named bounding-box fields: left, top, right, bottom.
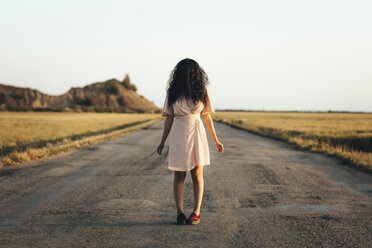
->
left=0, top=120, right=371, bottom=247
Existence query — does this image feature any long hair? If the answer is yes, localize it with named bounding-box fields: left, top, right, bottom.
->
left=167, top=58, right=209, bottom=106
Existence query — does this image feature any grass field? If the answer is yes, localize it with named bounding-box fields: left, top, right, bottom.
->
left=213, top=112, right=372, bottom=172
left=0, top=112, right=161, bottom=167
left=2, top=111, right=371, bottom=172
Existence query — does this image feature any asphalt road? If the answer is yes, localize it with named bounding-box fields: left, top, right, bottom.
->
left=0, top=120, right=371, bottom=247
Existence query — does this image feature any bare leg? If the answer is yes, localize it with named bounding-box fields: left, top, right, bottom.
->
left=173, top=171, right=186, bottom=214
left=190, top=165, right=204, bottom=215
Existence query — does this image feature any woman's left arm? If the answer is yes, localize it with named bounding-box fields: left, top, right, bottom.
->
left=203, top=113, right=224, bottom=153
left=157, top=115, right=174, bottom=155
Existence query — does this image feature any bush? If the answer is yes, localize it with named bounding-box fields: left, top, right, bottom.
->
left=83, top=97, right=93, bottom=106
left=122, top=74, right=131, bottom=88
left=76, top=97, right=93, bottom=106
left=110, top=84, right=119, bottom=95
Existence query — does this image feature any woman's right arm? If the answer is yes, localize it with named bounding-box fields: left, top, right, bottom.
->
left=157, top=115, right=174, bottom=155
left=202, top=113, right=224, bottom=153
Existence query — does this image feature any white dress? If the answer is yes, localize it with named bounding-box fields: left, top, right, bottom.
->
left=162, top=89, right=215, bottom=171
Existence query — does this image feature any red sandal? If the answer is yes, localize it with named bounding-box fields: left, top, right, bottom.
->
left=187, top=212, right=200, bottom=225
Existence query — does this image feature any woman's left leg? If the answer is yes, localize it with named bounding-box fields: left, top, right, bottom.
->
left=190, top=165, right=204, bottom=215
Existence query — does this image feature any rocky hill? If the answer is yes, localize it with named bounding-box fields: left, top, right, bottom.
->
left=0, top=77, right=160, bottom=113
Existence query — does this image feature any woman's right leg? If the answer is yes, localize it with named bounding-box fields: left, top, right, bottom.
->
left=173, top=171, right=186, bottom=214
left=190, top=165, right=204, bottom=216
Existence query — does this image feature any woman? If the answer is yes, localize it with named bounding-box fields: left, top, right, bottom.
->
left=157, top=58, right=224, bottom=225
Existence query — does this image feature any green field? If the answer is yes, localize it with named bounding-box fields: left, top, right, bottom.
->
left=0, top=112, right=160, bottom=167
left=213, top=112, right=372, bottom=172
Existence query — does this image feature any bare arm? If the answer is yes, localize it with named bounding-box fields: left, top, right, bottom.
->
left=202, top=113, right=224, bottom=153
left=157, top=115, right=174, bottom=155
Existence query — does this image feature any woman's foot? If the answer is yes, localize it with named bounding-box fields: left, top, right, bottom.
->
left=177, top=213, right=187, bottom=225
left=187, top=212, right=200, bottom=225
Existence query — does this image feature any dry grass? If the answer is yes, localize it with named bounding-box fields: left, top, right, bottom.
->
left=213, top=112, right=372, bottom=172
left=0, top=112, right=161, bottom=167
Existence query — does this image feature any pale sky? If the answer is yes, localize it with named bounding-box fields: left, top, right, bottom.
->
left=0, top=0, right=371, bottom=112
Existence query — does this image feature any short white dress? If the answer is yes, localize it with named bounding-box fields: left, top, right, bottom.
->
left=162, top=89, right=215, bottom=171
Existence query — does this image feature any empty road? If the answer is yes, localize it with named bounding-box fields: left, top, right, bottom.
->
left=0, top=120, right=371, bottom=247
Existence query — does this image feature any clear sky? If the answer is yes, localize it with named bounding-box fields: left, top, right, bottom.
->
left=0, top=0, right=371, bottom=112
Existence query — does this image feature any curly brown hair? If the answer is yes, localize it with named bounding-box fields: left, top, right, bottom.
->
left=166, top=58, right=209, bottom=106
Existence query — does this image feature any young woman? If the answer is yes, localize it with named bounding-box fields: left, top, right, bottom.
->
left=157, top=58, right=224, bottom=225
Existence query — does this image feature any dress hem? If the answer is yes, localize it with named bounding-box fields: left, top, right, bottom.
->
left=168, top=163, right=210, bottom=172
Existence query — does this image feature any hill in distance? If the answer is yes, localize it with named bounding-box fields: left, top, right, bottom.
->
left=0, top=75, right=160, bottom=113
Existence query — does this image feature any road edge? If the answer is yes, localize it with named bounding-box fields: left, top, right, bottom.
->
left=215, top=120, right=372, bottom=174
left=0, top=118, right=162, bottom=168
